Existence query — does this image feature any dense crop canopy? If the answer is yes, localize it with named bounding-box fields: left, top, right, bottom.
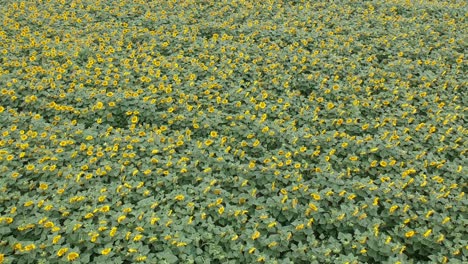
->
left=0, top=0, right=466, bottom=263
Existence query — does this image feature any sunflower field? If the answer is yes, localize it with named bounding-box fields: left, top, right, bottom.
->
left=0, top=0, right=466, bottom=263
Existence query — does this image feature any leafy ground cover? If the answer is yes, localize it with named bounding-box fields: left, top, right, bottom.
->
left=0, top=0, right=466, bottom=263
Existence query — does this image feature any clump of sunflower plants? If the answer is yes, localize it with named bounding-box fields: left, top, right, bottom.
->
left=0, top=0, right=466, bottom=263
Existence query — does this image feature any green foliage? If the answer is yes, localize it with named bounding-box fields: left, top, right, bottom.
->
left=0, top=0, right=466, bottom=263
